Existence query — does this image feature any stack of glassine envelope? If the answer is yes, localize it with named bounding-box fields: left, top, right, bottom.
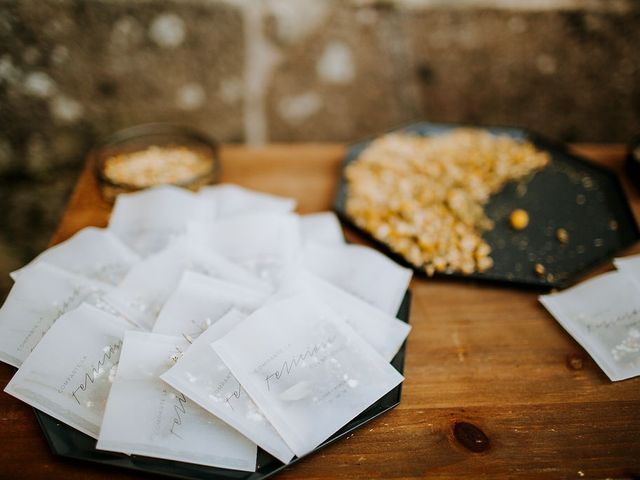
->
left=0, top=184, right=412, bottom=472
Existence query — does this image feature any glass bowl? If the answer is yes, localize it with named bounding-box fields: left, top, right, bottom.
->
left=93, top=123, right=219, bottom=202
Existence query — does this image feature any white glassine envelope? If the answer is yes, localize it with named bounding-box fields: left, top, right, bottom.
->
left=0, top=263, right=113, bottom=367
left=302, top=242, right=412, bottom=316
left=614, top=254, right=640, bottom=289
left=299, top=212, right=345, bottom=246
left=153, top=271, right=267, bottom=339
left=189, top=213, right=302, bottom=288
left=108, top=185, right=211, bottom=256
left=103, top=241, right=187, bottom=330
left=184, top=236, right=271, bottom=293
left=104, top=238, right=268, bottom=330
left=211, top=294, right=404, bottom=457
left=11, top=227, right=140, bottom=285
left=277, top=270, right=411, bottom=361
left=4, top=304, right=131, bottom=438
left=199, top=184, right=296, bottom=218
left=161, top=310, right=295, bottom=464
left=540, top=271, right=640, bottom=381
left=97, top=331, right=256, bottom=470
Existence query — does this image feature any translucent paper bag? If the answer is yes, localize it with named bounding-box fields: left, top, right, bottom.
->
left=212, top=294, right=404, bottom=457
left=277, top=270, right=410, bottom=360
left=11, top=227, right=139, bottom=285
left=614, top=254, right=640, bottom=290
left=0, top=263, right=113, bottom=367
left=104, top=237, right=268, bottom=330
left=4, top=304, right=131, bottom=438
left=189, top=213, right=302, bottom=288
left=161, top=310, right=295, bottom=464
left=153, top=271, right=267, bottom=339
left=97, top=331, right=256, bottom=470
left=103, top=241, right=186, bottom=330
left=108, top=185, right=210, bottom=256
left=199, top=184, right=296, bottom=218
left=299, top=212, right=345, bottom=246
left=183, top=236, right=270, bottom=293
left=302, top=242, right=412, bottom=316
left=540, top=271, right=640, bottom=381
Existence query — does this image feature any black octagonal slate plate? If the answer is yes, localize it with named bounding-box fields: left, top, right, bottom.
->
left=334, top=122, right=640, bottom=289
left=34, top=291, right=411, bottom=480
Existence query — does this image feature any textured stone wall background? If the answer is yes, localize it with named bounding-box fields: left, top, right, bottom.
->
left=1, top=0, right=639, bottom=298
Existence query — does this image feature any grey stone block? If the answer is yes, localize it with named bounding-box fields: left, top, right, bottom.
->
left=403, top=7, right=640, bottom=142
left=264, top=2, right=420, bottom=142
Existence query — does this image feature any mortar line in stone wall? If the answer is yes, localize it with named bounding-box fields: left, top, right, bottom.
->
left=239, top=2, right=281, bottom=146
left=243, top=4, right=264, bottom=145
left=381, top=9, right=422, bottom=123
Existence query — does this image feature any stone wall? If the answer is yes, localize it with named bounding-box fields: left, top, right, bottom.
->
left=1, top=0, right=639, bottom=298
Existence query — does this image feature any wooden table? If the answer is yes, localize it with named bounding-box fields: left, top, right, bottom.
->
left=1, top=144, right=639, bottom=479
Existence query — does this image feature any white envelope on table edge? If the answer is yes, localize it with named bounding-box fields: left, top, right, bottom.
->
left=211, top=294, right=404, bottom=457
left=4, top=303, right=132, bottom=439
left=539, top=270, right=640, bottom=382
left=97, top=331, right=257, bottom=471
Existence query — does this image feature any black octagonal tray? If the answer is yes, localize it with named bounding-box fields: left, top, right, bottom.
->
left=334, top=122, right=640, bottom=289
left=34, top=291, right=412, bottom=480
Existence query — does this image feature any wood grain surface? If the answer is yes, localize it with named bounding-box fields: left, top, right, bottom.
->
left=1, top=144, right=639, bottom=480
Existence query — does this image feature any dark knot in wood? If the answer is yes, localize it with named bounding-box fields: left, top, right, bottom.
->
left=453, top=421, right=490, bottom=453
left=566, top=353, right=584, bottom=370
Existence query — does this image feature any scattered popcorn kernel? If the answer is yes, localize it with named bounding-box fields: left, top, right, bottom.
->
left=509, top=209, right=529, bottom=230
left=556, top=228, right=569, bottom=244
